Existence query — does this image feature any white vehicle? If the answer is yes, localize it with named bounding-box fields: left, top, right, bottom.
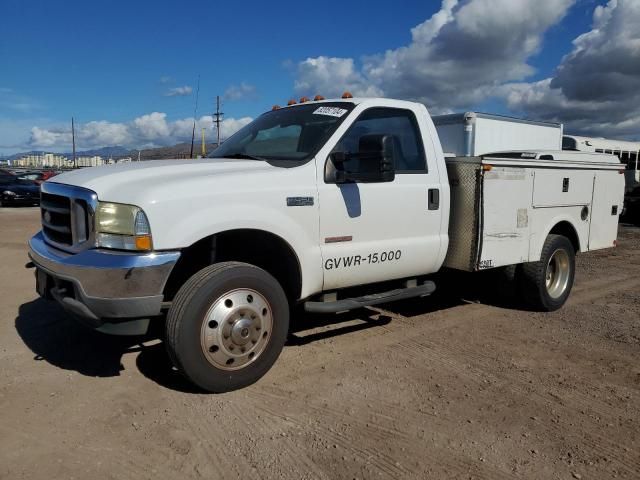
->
left=28, top=96, right=625, bottom=392
left=433, top=112, right=563, bottom=157
left=563, top=134, right=640, bottom=192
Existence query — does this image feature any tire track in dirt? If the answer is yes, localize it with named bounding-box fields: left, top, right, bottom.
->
left=569, top=274, right=640, bottom=305
left=157, top=394, right=260, bottom=479
left=389, top=334, right=640, bottom=476
left=248, top=390, right=414, bottom=478
left=248, top=387, right=520, bottom=480
left=224, top=398, right=333, bottom=480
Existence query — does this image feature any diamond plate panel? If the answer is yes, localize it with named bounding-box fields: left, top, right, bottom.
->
left=443, top=158, right=482, bottom=271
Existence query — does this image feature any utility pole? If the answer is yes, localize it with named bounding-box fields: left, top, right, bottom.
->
left=201, top=127, right=206, bottom=157
left=71, top=117, right=77, bottom=169
left=189, top=75, right=201, bottom=159
left=213, top=95, right=224, bottom=146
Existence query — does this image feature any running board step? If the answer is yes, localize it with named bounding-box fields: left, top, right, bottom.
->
left=304, top=281, right=436, bottom=314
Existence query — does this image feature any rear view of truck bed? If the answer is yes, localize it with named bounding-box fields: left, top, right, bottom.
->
left=444, top=151, right=624, bottom=272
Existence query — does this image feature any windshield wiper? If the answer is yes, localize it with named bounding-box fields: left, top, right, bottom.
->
left=220, top=153, right=267, bottom=161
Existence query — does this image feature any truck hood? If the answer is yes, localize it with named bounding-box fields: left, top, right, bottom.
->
left=48, top=158, right=284, bottom=204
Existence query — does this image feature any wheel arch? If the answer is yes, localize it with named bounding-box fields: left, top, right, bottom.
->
left=548, top=220, right=581, bottom=253
left=163, top=228, right=303, bottom=303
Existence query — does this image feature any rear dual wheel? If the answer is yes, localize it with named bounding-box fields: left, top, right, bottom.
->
left=519, top=234, right=575, bottom=311
left=166, top=262, right=289, bottom=393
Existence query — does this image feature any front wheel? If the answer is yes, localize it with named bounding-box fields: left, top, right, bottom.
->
left=166, top=262, right=290, bottom=393
left=518, top=234, right=576, bottom=311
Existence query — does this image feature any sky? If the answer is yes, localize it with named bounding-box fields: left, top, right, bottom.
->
left=0, top=0, right=638, bottom=156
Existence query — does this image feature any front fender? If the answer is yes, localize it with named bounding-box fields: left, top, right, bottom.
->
left=148, top=202, right=323, bottom=299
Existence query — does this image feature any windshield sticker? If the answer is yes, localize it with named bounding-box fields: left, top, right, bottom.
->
left=313, top=106, right=348, bottom=118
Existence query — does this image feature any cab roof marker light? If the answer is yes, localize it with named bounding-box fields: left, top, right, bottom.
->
left=271, top=105, right=281, bottom=111
left=342, top=91, right=353, bottom=99
left=287, top=99, right=297, bottom=106
left=299, top=96, right=310, bottom=103
left=314, top=95, right=325, bottom=101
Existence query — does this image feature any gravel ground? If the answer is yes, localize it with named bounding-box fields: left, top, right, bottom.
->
left=1, top=206, right=639, bottom=479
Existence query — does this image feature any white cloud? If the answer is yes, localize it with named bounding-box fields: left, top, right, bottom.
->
left=164, top=85, right=193, bottom=97
left=294, top=57, right=382, bottom=98
left=224, top=82, right=258, bottom=101
left=29, top=127, right=63, bottom=148
left=501, top=0, right=640, bottom=138
left=25, top=113, right=253, bottom=150
left=133, top=112, right=172, bottom=139
left=293, top=0, right=574, bottom=109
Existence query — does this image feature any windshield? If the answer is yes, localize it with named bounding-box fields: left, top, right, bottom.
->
left=209, top=102, right=354, bottom=162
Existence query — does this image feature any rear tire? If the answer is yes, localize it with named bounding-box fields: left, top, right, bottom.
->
left=166, top=262, right=289, bottom=393
left=518, top=234, right=575, bottom=312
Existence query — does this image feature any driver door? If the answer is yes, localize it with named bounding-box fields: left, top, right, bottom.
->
left=317, top=106, right=444, bottom=290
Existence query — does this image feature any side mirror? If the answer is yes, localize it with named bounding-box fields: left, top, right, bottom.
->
left=331, top=134, right=396, bottom=184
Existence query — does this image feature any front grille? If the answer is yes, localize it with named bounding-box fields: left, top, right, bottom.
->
left=41, top=192, right=73, bottom=245
left=40, top=183, right=97, bottom=252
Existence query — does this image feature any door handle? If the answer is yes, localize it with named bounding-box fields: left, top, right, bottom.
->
left=428, top=188, right=440, bottom=210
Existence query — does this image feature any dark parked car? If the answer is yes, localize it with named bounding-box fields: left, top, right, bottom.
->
left=17, top=170, right=57, bottom=185
left=0, top=174, right=40, bottom=206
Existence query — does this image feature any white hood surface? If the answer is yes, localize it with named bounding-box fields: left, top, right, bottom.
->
left=48, top=158, right=282, bottom=205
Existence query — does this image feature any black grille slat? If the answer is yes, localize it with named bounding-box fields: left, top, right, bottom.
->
left=42, top=219, right=71, bottom=234
left=40, top=200, right=70, bottom=215
left=41, top=192, right=73, bottom=246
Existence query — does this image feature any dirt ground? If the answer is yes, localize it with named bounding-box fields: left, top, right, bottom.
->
left=1, top=206, right=639, bottom=480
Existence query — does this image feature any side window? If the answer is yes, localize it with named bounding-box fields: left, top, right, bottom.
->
left=333, top=108, right=427, bottom=173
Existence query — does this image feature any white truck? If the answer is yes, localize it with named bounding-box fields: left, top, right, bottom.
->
left=28, top=97, right=625, bottom=392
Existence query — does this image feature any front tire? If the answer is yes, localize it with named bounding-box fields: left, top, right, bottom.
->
left=166, top=262, right=289, bottom=393
left=518, top=234, right=575, bottom=312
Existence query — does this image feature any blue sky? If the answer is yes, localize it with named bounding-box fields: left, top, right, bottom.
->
left=2, top=0, right=635, bottom=155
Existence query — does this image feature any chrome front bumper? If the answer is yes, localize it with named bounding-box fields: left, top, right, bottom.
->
left=28, top=231, right=180, bottom=332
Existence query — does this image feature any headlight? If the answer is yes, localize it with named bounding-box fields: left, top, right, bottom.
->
left=2, top=190, right=17, bottom=196
left=95, top=201, right=153, bottom=251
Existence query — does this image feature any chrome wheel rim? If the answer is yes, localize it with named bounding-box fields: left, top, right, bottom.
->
left=545, top=249, right=570, bottom=299
left=200, top=288, right=273, bottom=371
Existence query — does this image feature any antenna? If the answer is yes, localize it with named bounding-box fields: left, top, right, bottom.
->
left=189, top=75, right=201, bottom=159
left=213, top=95, right=224, bottom=146
left=71, top=117, right=77, bottom=169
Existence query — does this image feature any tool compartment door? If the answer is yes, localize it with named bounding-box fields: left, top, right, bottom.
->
left=588, top=170, right=625, bottom=250
left=479, top=166, right=533, bottom=269
left=532, top=169, right=594, bottom=207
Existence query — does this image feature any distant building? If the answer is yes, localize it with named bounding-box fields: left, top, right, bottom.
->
left=76, top=156, right=105, bottom=167
left=14, top=153, right=72, bottom=168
